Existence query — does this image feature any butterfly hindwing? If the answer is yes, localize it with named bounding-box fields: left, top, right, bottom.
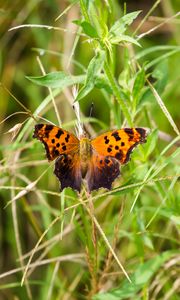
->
left=54, top=153, right=82, bottom=192
left=91, top=128, right=147, bottom=164
left=86, top=154, right=120, bottom=192
left=33, top=124, right=79, bottom=161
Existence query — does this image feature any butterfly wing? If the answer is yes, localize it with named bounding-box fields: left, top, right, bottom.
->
left=33, top=125, right=147, bottom=192
left=33, top=124, right=82, bottom=191
left=91, top=128, right=147, bottom=164
left=54, top=153, right=82, bottom=192
left=88, top=128, right=147, bottom=191
left=33, top=124, right=79, bottom=161
left=86, top=154, right=120, bottom=192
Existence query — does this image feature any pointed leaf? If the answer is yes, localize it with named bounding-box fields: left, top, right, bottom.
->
left=143, top=129, right=158, bottom=159
left=133, top=68, right=145, bottom=103
left=109, top=11, right=141, bottom=36
left=26, top=72, right=85, bottom=88
left=94, top=74, right=112, bottom=94
left=81, top=21, right=99, bottom=38
left=76, top=50, right=105, bottom=101
left=110, top=34, right=141, bottom=47
left=73, top=20, right=98, bottom=38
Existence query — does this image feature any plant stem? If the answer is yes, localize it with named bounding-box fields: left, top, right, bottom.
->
left=104, top=61, right=133, bottom=126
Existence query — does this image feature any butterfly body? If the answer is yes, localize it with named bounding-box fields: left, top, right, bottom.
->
left=33, top=124, right=147, bottom=192
left=79, top=137, right=92, bottom=176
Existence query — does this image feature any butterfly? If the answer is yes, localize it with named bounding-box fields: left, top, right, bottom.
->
left=33, top=124, right=147, bottom=192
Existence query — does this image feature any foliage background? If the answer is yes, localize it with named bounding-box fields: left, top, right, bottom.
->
left=0, top=0, right=180, bottom=299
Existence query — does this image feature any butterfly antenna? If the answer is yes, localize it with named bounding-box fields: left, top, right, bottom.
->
left=72, top=86, right=83, bottom=138
left=89, top=102, right=94, bottom=119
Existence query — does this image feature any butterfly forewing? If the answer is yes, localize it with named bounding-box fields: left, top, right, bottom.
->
left=91, top=128, right=147, bottom=164
left=33, top=124, right=79, bottom=161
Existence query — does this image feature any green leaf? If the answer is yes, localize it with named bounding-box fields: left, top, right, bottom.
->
left=136, top=215, right=154, bottom=250
left=132, top=68, right=145, bottom=107
left=80, top=21, right=99, bottom=38
left=76, top=50, right=105, bottom=101
left=143, top=129, right=158, bottom=159
left=109, top=11, right=141, bottom=36
left=94, top=74, right=112, bottom=94
left=26, top=71, right=85, bottom=88
left=110, top=34, right=141, bottom=47
left=152, top=60, right=168, bottom=94
left=93, top=251, right=175, bottom=300
left=73, top=20, right=98, bottom=38
left=138, top=86, right=155, bottom=107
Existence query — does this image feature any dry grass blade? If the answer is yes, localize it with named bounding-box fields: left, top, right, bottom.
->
left=147, top=79, right=180, bottom=136
left=137, top=11, right=180, bottom=40
left=21, top=215, right=62, bottom=285
left=78, top=198, right=132, bottom=283
left=36, top=56, right=62, bottom=126
left=0, top=254, right=86, bottom=280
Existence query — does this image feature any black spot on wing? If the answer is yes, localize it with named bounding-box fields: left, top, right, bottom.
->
left=33, top=124, right=44, bottom=138
left=124, top=128, right=134, bottom=141
left=86, top=156, right=120, bottom=192
left=104, top=136, right=110, bottom=144
left=124, top=128, right=133, bottom=135
left=111, top=131, right=121, bottom=141
left=35, top=124, right=43, bottom=131
left=62, top=145, right=66, bottom=151
left=53, top=149, right=60, bottom=156
left=52, top=139, right=55, bottom=143
left=56, top=129, right=64, bottom=139
left=105, top=158, right=110, bottom=164
left=135, top=128, right=147, bottom=142
left=33, top=124, right=55, bottom=139
left=115, top=150, right=123, bottom=160
left=46, top=124, right=54, bottom=131
left=65, top=134, right=70, bottom=143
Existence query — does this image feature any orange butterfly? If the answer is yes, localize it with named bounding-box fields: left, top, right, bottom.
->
left=33, top=124, right=147, bottom=192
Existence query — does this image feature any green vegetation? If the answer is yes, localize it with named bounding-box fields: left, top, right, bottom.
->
left=0, top=0, right=179, bottom=299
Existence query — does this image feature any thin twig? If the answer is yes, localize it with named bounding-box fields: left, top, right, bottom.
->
left=137, top=11, right=180, bottom=40
left=36, top=56, right=61, bottom=126
left=78, top=198, right=132, bottom=283
left=133, top=0, right=162, bottom=36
